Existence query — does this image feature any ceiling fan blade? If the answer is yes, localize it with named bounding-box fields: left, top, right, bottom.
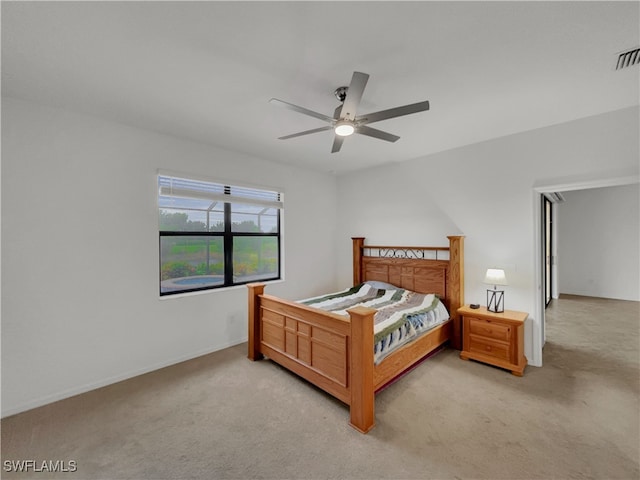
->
left=278, top=126, right=333, bottom=140
left=339, top=71, right=369, bottom=121
left=269, top=98, right=334, bottom=123
left=356, top=100, right=430, bottom=125
left=331, top=135, right=345, bottom=153
left=356, top=125, right=400, bottom=143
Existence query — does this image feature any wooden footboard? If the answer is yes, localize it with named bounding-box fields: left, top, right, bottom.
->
left=247, top=285, right=452, bottom=433
left=248, top=283, right=377, bottom=432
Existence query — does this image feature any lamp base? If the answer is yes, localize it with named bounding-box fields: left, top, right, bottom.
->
left=487, top=289, right=504, bottom=313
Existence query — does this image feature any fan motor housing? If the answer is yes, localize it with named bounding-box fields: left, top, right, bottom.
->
left=334, top=86, right=348, bottom=102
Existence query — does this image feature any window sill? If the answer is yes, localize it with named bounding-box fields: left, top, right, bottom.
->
left=158, top=278, right=284, bottom=301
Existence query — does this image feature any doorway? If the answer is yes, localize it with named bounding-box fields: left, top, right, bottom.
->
left=534, top=176, right=639, bottom=367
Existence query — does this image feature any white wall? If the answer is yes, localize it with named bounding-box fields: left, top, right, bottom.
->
left=336, top=106, right=639, bottom=367
left=557, top=184, right=639, bottom=301
left=1, top=97, right=338, bottom=416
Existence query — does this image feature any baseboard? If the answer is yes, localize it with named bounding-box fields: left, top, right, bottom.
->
left=1, top=339, right=246, bottom=418
left=558, top=293, right=639, bottom=302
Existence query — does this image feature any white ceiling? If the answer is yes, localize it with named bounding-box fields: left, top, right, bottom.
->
left=2, top=1, right=638, bottom=175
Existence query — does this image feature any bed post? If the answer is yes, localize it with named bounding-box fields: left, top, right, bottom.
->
left=247, top=283, right=265, bottom=361
left=347, top=305, right=376, bottom=434
left=447, top=236, right=465, bottom=350
left=352, top=237, right=365, bottom=286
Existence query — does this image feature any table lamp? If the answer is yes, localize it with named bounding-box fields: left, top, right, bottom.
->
left=484, top=268, right=507, bottom=313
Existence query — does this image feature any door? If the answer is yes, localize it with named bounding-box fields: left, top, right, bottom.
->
left=543, top=196, right=553, bottom=307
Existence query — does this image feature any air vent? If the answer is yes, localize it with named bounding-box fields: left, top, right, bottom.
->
left=615, top=47, right=640, bottom=70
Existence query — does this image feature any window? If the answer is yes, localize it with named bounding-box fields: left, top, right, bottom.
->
left=158, top=174, right=282, bottom=296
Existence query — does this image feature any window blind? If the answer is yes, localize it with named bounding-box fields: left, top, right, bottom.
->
left=158, top=175, right=283, bottom=209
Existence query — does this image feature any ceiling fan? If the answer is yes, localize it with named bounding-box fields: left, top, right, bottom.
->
left=270, top=71, right=430, bottom=153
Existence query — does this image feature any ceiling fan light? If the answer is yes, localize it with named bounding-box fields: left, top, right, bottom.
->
left=334, top=121, right=355, bottom=136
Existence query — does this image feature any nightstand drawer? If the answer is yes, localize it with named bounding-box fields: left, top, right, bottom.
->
left=468, top=336, right=510, bottom=361
left=468, top=318, right=511, bottom=342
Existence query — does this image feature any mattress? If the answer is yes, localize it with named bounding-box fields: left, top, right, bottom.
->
left=299, top=282, right=450, bottom=364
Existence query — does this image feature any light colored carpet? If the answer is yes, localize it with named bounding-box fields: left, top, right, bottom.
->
left=2, top=295, right=638, bottom=479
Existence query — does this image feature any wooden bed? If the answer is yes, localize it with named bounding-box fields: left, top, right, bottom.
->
left=247, top=236, right=464, bottom=433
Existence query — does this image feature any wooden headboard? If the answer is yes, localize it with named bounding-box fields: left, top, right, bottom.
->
left=352, top=236, right=465, bottom=349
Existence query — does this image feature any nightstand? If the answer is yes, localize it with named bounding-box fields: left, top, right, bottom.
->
left=458, top=305, right=528, bottom=376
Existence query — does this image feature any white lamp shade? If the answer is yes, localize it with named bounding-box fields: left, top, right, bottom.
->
left=484, top=268, right=508, bottom=286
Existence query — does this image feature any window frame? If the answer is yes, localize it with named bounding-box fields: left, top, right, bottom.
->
left=158, top=174, right=282, bottom=297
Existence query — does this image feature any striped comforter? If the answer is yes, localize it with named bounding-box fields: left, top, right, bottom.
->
left=299, top=283, right=450, bottom=364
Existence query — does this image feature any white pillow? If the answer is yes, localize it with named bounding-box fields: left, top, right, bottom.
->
left=365, top=280, right=398, bottom=290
